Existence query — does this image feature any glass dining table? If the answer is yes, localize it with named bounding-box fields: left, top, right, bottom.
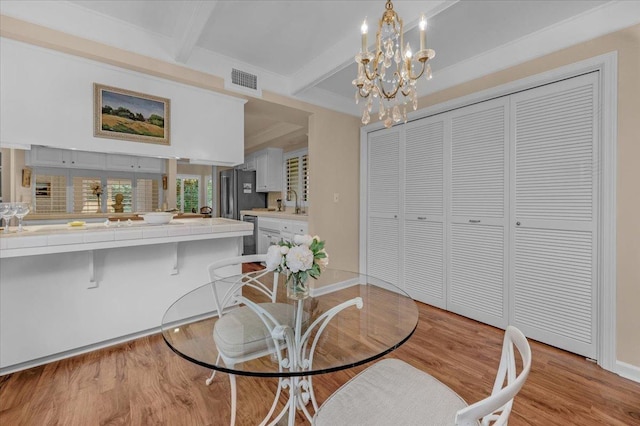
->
left=161, top=268, right=419, bottom=425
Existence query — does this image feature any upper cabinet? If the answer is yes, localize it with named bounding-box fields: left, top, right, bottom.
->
left=106, top=154, right=164, bottom=173
left=27, top=146, right=164, bottom=173
left=255, top=148, right=283, bottom=192
left=237, top=152, right=257, bottom=171
left=26, top=146, right=106, bottom=169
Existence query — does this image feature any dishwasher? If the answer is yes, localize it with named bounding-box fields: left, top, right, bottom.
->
left=242, top=215, right=258, bottom=255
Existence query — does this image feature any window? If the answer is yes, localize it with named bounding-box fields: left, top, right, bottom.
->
left=176, top=175, right=201, bottom=213
left=32, top=169, right=161, bottom=213
left=34, top=172, right=67, bottom=213
left=284, top=149, right=308, bottom=207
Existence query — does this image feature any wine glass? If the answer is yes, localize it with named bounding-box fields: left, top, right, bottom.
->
left=0, top=203, right=18, bottom=233
left=14, top=202, right=31, bottom=232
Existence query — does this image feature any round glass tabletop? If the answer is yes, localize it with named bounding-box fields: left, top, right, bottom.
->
left=161, top=268, right=419, bottom=378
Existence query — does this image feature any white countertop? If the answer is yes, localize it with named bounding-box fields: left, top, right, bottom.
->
left=240, top=210, right=309, bottom=221
left=0, top=218, right=251, bottom=258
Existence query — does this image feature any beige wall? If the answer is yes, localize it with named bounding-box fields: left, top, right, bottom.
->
left=2, top=15, right=637, bottom=366
left=406, top=24, right=640, bottom=366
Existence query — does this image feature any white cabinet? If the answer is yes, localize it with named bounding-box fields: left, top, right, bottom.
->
left=255, top=148, right=283, bottom=192
left=238, top=153, right=257, bottom=171
left=106, top=154, right=164, bottom=173
left=256, top=216, right=308, bottom=253
left=27, top=146, right=106, bottom=169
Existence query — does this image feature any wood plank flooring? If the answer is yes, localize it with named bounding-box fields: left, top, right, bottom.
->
left=1, top=279, right=639, bottom=425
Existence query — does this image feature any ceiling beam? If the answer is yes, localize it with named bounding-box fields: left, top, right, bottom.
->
left=174, top=1, right=219, bottom=64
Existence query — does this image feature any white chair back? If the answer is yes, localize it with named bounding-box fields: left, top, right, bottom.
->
left=206, top=254, right=280, bottom=317
left=455, top=326, right=532, bottom=426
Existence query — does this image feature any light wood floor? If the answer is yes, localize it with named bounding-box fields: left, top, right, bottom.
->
left=1, top=298, right=639, bottom=425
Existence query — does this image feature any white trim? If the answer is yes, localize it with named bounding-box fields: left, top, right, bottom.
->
left=360, top=52, right=618, bottom=372
left=616, top=360, right=640, bottom=383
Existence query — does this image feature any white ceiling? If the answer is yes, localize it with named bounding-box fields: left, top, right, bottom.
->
left=2, top=0, right=638, bottom=150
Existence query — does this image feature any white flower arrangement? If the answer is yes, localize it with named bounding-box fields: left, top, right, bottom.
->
left=266, top=234, right=329, bottom=285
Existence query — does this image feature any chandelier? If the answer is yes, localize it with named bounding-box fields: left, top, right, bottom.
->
left=354, top=0, right=435, bottom=128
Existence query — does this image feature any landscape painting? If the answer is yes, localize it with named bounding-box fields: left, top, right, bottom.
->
left=94, top=83, right=170, bottom=145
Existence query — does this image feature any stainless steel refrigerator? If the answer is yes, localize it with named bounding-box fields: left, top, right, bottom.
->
left=220, top=169, right=267, bottom=220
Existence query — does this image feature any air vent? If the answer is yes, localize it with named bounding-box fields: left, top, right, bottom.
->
left=231, top=68, right=257, bottom=90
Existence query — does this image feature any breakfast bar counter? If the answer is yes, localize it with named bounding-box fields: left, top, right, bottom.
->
left=0, top=218, right=252, bottom=375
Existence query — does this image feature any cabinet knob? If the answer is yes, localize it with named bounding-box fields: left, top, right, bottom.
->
left=62, top=160, right=66, bottom=163
left=516, top=221, right=521, bottom=226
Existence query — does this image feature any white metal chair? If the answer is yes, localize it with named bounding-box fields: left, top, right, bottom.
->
left=313, top=325, right=532, bottom=426
left=204, top=254, right=294, bottom=426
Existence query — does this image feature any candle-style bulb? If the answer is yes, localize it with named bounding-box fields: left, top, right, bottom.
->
left=405, top=43, right=412, bottom=59
left=419, top=15, right=427, bottom=31
left=361, top=18, right=368, bottom=53
left=419, top=14, right=427, bottom=51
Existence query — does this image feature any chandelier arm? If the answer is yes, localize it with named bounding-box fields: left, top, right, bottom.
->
left=407, top=61, right=427, bottom=81
left=377, top=72, right=403, bottom=99
left=361, top=52, right=384, bottom=82
left=358, top=87, right=372, bottom=98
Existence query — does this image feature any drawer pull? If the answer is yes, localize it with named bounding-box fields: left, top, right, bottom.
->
left=417, top=216, right=427, bottom=220
left=469, top=219, right=481, bottom=223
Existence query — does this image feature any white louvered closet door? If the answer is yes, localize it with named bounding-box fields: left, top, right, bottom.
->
left=510, top=72, right=598, bottom=358
left=403, top=117, right=446, bottom=308
left=448, top=98, right=509, bottom=328
left=367, top=127, right=402, bottom=288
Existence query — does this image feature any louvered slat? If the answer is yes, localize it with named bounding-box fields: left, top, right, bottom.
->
left=514, top=228, right=593, bottom=343
left=34, top=173, right=67, bottom=213
left=368, top=129, right=400, bottom=215
left=368, top=217, right=400, bottom=287
left=511, top=72, right=597, bottom=358
left=449, top=223, right=505, bottom=325
left=404, top=121, right=444, bottom=216
left=136, top=178, right=159, bottom=212
left=404, top=220, right=445, bottom=308
left=451, top=105, right=505, bottom=218
left=72, top=176, right=102, bottom=213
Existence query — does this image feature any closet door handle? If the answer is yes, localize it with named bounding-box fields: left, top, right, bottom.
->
left=469, top=219, right=481, bottom=223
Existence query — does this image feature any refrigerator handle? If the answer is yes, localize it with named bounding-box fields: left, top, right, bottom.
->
left=221, top=175, right=230, bottom=216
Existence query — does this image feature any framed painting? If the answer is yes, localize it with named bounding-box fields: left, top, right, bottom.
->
left=94, top=83, right=170, bottom=145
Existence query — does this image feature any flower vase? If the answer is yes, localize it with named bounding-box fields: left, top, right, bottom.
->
left=287, top=273, right=310, bottom=300
left=96, top=195, right=101, bottom=213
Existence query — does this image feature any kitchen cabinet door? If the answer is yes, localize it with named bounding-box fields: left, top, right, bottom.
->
left=255, top=148, right=283, bottom=192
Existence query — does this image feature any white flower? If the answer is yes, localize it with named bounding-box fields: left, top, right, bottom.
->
left=265, top=245, right=283, bottom=271
left=293, top=234, right=314, bottom=247
left=280, top=246, right=289, bottom=255
left=285, top=245, right=314, bottom=273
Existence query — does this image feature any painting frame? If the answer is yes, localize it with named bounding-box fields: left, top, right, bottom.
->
left=94, top=83, right=170, bottom=145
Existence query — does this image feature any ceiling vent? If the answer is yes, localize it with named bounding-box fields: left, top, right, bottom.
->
left=225, top=68, right=262, bottom=97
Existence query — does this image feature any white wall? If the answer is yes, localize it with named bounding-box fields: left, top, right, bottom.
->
left=0, top=38, right=246, bottom=166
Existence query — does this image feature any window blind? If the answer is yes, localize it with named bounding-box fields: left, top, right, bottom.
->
left=106, top=178, right=132, bottom=213
left=34, top=174, right=67, bottom=213
left=302, top=154, right=309, bottom=202
left=72, top=176, right=102, bottom=213
left=136, top=178, right=159, bottom=212
left=286, top=156, right=300, bottom=196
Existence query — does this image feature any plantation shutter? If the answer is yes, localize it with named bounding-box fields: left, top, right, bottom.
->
left=136, top=178, right=159, bottom=212
left=34, top=173, right=67, bottom=213
left=72, top=176, right=102, bottom=213
left=106, top=178, right=132, bottom=213
left=302, top=154, right=309, bottom=202
left=286, top=156, right=300, bottom=196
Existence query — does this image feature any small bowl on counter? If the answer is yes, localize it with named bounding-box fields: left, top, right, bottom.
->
left=140, top=212, right=174, bottom=225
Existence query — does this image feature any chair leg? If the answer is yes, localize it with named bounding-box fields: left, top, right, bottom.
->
left=205, top=353, right=222, bottom=385
left=229, top=373, right=237, bottom=426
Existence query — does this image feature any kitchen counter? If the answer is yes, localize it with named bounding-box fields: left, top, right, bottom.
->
left=240, top=210, right=309, bottom=222
left=0, top=217, right=250, bottom=374
left=0, top=218, right=251, bottom=258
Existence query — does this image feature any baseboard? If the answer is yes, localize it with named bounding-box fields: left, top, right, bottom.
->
left=616, top=360, right=640, bottom=383
left=0, top=326, right=161, bottom=376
